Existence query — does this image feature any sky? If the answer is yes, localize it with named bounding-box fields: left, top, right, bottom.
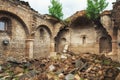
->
left=22, top=0, right=116, bottom=18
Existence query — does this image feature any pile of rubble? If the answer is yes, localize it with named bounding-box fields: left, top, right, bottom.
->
left=0, top=52, right=120, bottom=80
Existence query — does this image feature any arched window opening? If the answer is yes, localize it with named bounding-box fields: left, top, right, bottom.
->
left=61, top=38, right=66, bottom=43
left=0, top=20, right=8, bottom=31
left=0, top=21, right=5, bottom=30
left=40, top=28, right=44, bottom=39
left=82, top=35, right=86, bottom=44
left=0, top=17, right=11, bottom=32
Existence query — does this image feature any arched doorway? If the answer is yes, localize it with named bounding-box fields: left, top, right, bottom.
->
left=55, top=29, right=70, bottom=53
left=99, top=36, right=112, bottom=53
left=33, top=25, right=51, bottom=58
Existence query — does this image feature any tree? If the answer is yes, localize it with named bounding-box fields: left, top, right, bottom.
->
left=86, top=0, right=109, bottom=40
left=86, top=0, right=108, bottom=22
left=48, top=0, right=63, bottom=20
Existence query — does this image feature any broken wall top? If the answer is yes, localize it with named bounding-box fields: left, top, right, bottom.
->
left=112, top=1, right=120, bottom=27
left=2, top=0, right=40, bottom=14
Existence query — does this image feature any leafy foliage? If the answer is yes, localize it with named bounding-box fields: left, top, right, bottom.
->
left=48, top=0, right=63, bottom=20
left=86, top=0, right=108, bottom=20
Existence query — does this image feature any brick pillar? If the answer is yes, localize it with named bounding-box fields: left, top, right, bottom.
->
left=25, top=39, right=34, bottom=59
left=50, top=40, right=56, bottom=57
left=50, top=39, right=55, bottom=52
left=112, top=27, right=118, bottom=54
left=112, top=40, right=117, bottom=54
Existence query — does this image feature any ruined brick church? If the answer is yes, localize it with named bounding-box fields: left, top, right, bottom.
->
left=0, top=0, right=120, bottom=61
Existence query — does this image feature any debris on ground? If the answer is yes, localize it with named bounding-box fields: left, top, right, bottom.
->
left=0, top=52, right=120, bottom=80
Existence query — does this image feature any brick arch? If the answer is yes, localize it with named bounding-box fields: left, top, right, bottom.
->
left=36, top=19, right=54, bottom=36
left=0, top=10, right=29, bottom=37
left=55, top=28, right=70, bottom=52
left=35, top=25, right=52, bottom=38
left=33, top=25, right=52, bottom=58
